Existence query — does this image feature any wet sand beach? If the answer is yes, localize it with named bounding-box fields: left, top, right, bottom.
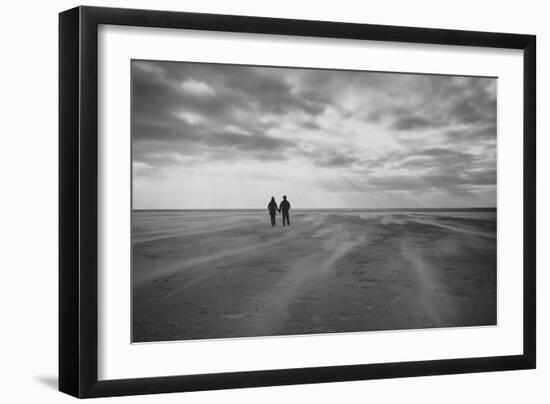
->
left=132, top=209, right=496, bottom=342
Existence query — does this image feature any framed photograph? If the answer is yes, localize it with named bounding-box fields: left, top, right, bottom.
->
left=59, top=6, right=536, bottom=398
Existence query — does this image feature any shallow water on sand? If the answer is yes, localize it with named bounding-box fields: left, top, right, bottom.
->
left=132, top=209, right=497, bottom=342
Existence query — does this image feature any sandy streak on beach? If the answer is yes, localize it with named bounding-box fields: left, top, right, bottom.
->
left=132, top=210, right=496, bottom=342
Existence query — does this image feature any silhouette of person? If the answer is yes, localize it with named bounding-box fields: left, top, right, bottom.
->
left=267, top=196, right=278, bottom=226
left=279, top=195, right=291, bottom=227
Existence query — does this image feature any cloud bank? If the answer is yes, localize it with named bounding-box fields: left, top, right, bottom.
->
left=132, top=60, right=496, bottom=209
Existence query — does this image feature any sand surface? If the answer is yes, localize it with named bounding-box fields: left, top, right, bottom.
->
left=132, top=209, right=496, bottom=342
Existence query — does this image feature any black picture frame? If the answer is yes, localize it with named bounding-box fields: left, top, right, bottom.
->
left=59, top=6, right=536, bottom=398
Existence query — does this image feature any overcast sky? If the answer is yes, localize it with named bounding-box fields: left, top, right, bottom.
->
left=132, top=60, right=496, bottom=209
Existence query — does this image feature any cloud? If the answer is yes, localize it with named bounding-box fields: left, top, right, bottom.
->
left=391, top=115, right=441, bottom=131
left=205, top=131, right=296, bottom=151
left=395, top=148, right=474, bottom=170
left=362, top=75, right=496, bottom=133
left=180, top=79, right=215, bottom=96
left=131, top=60, right=497, bottom=208
left=451, top=99, right=483, bottom=123
left=444, top=123, right=497, bottom=142
left=315, top=153, right=360, bottom=168
left=301, top=120, right=321, bottom=130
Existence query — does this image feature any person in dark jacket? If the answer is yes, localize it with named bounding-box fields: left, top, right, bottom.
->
left=279, top=195, right=291, bottom=227
left=267, top=196, right=278, bottom=226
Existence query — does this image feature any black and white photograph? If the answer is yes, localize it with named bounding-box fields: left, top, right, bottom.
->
left=131, top=60, right=497, bottom=343
left=1, top=0, right=543, bottom=401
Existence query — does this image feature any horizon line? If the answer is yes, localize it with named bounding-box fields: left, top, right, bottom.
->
left=133, top=207, right=497, bottom=211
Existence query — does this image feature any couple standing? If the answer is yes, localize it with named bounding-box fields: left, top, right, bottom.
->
left=267, top=195, right=291, bottom=227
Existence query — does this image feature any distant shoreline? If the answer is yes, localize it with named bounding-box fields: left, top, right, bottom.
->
left=133, top=207, right=497, bottom=212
